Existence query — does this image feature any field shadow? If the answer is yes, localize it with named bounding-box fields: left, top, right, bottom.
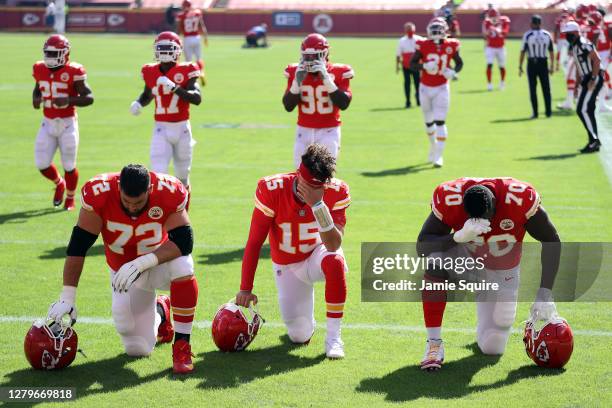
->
left=361, top=162, right=433, bottom=177
left=0, top=208, right=62, bottom=225
left=369, top=107, right=409, bottom=112
left=516, top=153, right=579, bottom=161
left=39, top=244, right=105, bottom=260
left=191, top=335, right=325, bottom=389
left=356, top=343, right=565, bottom=403
left=198, top=244, right=270, bottom=265
left=490, top=116, right=536, bottom=123
left=458, top=89, right=490, bottom=94
left=1, top=354, right=168, bottom=407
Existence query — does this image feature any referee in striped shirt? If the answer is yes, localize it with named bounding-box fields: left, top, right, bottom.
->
left=519, top=15, right=554, bottom=118
left=562, top=21, right=604, bottom=153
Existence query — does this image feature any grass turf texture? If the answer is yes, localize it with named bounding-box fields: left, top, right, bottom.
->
left=0, top=33, right=611, bottom=407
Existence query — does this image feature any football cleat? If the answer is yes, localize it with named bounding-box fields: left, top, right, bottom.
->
left=325, top=337, right=345, bottom=359
left=24, top=319, right=78, bottom=370
left=557, top=100, right=573, bottom=110
left=433, top=156, right=444, bottom=168
left=156, top=295, right=174, bottom=344
left=523, top=316, right=573, bottom=368
left=211, top=302, right=263, bottom=352
left=579, top=140, right=601, bottom=154
left=421, top=339, right=444, bottom=371
left=487, top=83, right=493, bottom=92
left=63, top=197, right=75, bottom=211
left=499, top=81, right=505, bottom=90
left=172, top=339, right=194, bottom=374
left=53, top=179, right=65, bottom=207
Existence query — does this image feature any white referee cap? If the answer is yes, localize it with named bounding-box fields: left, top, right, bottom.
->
left=561, top=21, right=580, bottom=33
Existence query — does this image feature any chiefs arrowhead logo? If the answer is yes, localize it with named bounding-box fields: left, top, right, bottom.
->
left=173, top=73, right=184, bottom=84
left=60, top=72, right=70, bottom=82
left=536, top=340, right=550, bottom=362
left=234, top=333, right=249, bottom=351
left=22, top=13, right=40, bottom=26
left=148, top=206, right=163, bottom=220
left=41, top=350, right=59, bottom=370
left=500, top=219, right=514, bottom=231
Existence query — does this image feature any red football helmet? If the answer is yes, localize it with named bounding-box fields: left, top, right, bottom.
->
left=154, top=31, right=182, bottom=63
left=576, top=4, right=588, bottom=19
left=523, top=316, right=573, bottom=369
left=301, top=33, right=330, bottom=72
left=182, top=0, right=192, bottom=9
left=24, top=319, right=78, bottom=370
left=211, top=302, right=263, bottom=352
left=427, top=18, right=448, bottom=42
left=589, top=12, right=602, bottom=25
left=487, top=8, right=500, bottom=21
left=43, top=34, right=70, bottom=69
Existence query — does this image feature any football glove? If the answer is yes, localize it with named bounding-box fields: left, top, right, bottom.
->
left=530, top=287, right=558, bottom=321
left=130, top=101, right=142, bottom=116
left=453, top=218, right=491, bottom=243
left=443, top=68, right=456, bottom=80
left=112, top=253, right=158, bottom=292
left=47, top=286, right=77, bottom=325
left=423, top=60, right=438, bottom=72
left=156, top=76, right=177, bottom=92
left=311, top=60, right=338, bottom=93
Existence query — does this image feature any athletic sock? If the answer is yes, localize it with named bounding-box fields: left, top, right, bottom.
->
left=170, top=277, right=199, bottom=338
left=40, top=164, right=62, bottom=185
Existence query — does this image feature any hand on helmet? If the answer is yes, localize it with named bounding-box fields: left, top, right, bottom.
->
left=235, top=290, right=258, bottom=308
left=47, top=286, right=77, bottom=325
left=530, top=287, right=557, bottom=321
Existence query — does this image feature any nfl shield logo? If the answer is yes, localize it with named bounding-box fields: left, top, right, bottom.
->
left=299, top=209, right=306, bottom=216
left=173, top=73, right=184, bottom=83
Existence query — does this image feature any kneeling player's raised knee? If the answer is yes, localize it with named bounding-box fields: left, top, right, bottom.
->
left=477, top=330, right=509, bottom=355
left=122, top=336, right=154, bottom=357
left=286, top=317, right=314, bottom=344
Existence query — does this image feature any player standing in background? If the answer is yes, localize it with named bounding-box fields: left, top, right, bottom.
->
left=410, top=18, right=463, bottom=168
left=176, top=0, right=208, bottom=86
left=46, top=164, right=199, bottom=374
left=32, top=34, right=94, bottom=210
left=556, top=8, right=577, bottom=110
left=130, top=32, right=201, bottom=202
left=585, top=9, right=611, bottom=111
left=396, top=22, right=424, bottom=108
left=482, top=9, right=510, bottom=91
left=417, top=177, right=561, bottom=370
left=283, top=34, right=354, bottom=167
left=235, top=144, right=351, bottom=359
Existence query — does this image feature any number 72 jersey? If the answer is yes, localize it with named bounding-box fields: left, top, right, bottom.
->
left=141, top=62, right=201, bottom=122
left=80, top=172, right=188, bottom=271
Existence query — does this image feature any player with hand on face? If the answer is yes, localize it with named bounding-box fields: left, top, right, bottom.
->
left=235, top=144, right=351, bottom=359
left=416, top=177, right=561, bottom=371
left=32, top=34, right=94, bottom=210
left=46, top=164, right=199, bottom=374
left=283, top=34, right=354, bottom=167
left=410, top=18, right=463, bottom=168
left=130, top=32, right=201, bottom=205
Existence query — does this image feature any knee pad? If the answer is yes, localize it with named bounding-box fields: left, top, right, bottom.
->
left=167, top=255, right=194, bottom=281
left=286, top=317, right=315, bottom=344
left=492, top=301, right=517, bottom=328
left=477, top=329, right=510, bottom=355
left=122, top=336, right=154, bottom=357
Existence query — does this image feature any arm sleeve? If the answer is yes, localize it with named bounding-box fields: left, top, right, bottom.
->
left=284, top=65, right=294, bottom=92
left=187, top=63, right=201, bottom=79
left=73, top=64, right=87, bottom=81
left=240, top=208, right=273, bottom=291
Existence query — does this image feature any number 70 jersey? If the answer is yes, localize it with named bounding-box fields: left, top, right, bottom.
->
left=80, top=172, right=188, bottom=271
left=141, top=62, right=201, bottom=122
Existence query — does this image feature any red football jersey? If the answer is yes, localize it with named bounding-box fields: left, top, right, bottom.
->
left=416, top=38, right=460, bottom=87
left=32, top=61, right=87, bottom=119
left=141, top=62, right=200, bottom=122
left=431, top=177, right=541, bottom=270
left=80, top=172, right=189, bottom=271
left=594, top=25, right=611, bottom=52
left=482, top=19, right=506, bottom=48
left=284, top=63, right=354, bottom=128
left=177, top=9, right=202, bottom=37
left=554, top=15, right=571, bottom=40
left=253, top=172, right=350, bottom=265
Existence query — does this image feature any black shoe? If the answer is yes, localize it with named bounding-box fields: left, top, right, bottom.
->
left=545, top=111, right=552, bottom=118
left=405, top=102, right=411, bottom=108
left=580, top=140, right=601, bottom=153
left=530, top=114, right=538, bottom=119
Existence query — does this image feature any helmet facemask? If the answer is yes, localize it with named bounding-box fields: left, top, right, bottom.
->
left=427, top=23, right=447, bottom=43
left=43, top=46, right=68, bottom=68
left=155, top=41, right=182, bottom=63
left=301, top=49, right=328, bottom=73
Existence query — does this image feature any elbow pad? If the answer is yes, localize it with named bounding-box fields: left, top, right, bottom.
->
left=66, top=226, right=98, bottom=257
left=168, top=225, right=194, bottom=256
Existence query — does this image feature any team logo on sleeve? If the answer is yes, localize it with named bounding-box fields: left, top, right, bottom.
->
left=60, top=72, right=70, bottom=82
left=445, top=46, right=453, bottom=54
left=500, top=219, right=514, bottom=231
left=173, top=73, right=184, bottom=83
left=148, top=206, right=164, bottom=220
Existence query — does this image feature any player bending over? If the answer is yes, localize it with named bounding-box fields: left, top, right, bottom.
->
left=32, top=34, right=93, bottom=210
left=47, top=164, right=199, bottom=374
left=235, top=144, right=351, bottom=358
left=417, top=177, right=560, bottom=371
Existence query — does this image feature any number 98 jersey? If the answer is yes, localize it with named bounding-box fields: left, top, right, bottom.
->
left=284, top=63, right=354, bottom=128
left=431, top=177, right=541, bottom=269
left=416, top=38, right=460, bottom=87
left=141, top=62, right=201, bottom=122
left=254, top=172, right=351, bottom=265
left=80, top=172, right=189, bottom=271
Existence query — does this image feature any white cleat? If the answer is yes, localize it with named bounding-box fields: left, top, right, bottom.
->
left=433, top=156, right=444, bottom=168
left=499, top=81, right=505, bottom=90
left=325, top=337, right=345, bottom=359
left=421, top=339, right=444, bottom=371
left=487, top=83, right=493, bottom=92
left=557, top=100, right=573, bottom=110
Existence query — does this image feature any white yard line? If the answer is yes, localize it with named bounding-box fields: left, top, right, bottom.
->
left=1, top=315, right=611, bottom=337
left=598, top=111, right=612, bottom=188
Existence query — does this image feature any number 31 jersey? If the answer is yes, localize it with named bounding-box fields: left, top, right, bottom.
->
left=431, top=177, right=541, bottom=269
left=284, top=63, right=354, bottom=128
left=141, top=62, right=200, bottom=122
left=416, top=38, right=460, bottom=87
left=254, top=172, right=351, bottom=265
left=80, top=172, right=188, bottom=271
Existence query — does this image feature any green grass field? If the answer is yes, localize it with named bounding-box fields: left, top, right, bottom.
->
left=1, top=33, right=611, bottom=407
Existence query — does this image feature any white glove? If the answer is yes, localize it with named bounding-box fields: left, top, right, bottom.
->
left=311, top=60, right=338, bottom=93
left=453, top=218, right=492, bottom=243
left=47, top=286, right=77, bottom=325
left=443, top=68, right=456, bottom=80
left=156, top=76, right=177, bottom=92
left=530, top=287, right=557, bottom=321
left=423, top=60, right=438, bottom=72
left=112, top=253, right=158, bottom=292
left=294, top=62, right=307, bottom=90
left=130, top=101, right=142, bottom=116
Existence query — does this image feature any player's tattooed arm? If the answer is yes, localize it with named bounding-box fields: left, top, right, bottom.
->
left=416, top=212, right=457, bottom=256
left=525, top=207, right=561, bottom=290
left=452, top=51, right=463, bottom=73
left=283, top=90, right=301, bottom=111
left=137, top=84, right=154, bottom=107
left=409, top=50, right=423, bottom=72
left=174, top=77, right=201, bottom=105
left=32, top=83, right=42, bottom=109
left=57, top=80, right=94, bottom=108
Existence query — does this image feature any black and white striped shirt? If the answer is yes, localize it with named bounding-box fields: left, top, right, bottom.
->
left=521, top=29, right=553, bottom=59
left=569, top=37, right=595, bottom=77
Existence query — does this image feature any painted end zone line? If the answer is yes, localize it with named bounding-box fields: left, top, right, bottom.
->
left=1, top=316, right=611, bottom=337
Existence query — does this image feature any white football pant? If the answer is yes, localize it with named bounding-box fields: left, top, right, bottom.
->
left=183, top=35, right=202, bottom=62
left=294, top=125, right=341, bottom=168
left=150, top=120, right=195, bottom=186
left=419, top=83, right=450, bottom=123
left=110, top=255, right=194, bottom=357
left=34, top=116, right=78, bottom=171
left=557, top=39, right=570, bottom=73
left=485, top=46, right=507, bottom=67
left=273, top=244, right=347, bottom=343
